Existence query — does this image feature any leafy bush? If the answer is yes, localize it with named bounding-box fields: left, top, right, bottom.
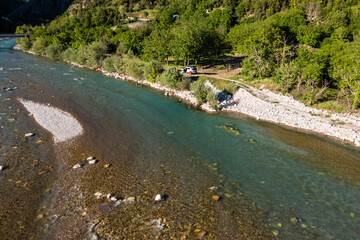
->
left=85, top=41, right=108, bottom=68
left=122, top=55, right=145, bottom=80
left=178, top=77, right=191, bottom=90
left=45, top=44, right=65, bottom=61
left=32, top=37, right=48, bottom=55
left=159, top=67, right=183, bottom=89
left=206, top=90, right=218, bottom=109
left=190, top=80, right=209, bottom=104
left=102, top=56, right=116, bottom=72
left=18, top=37, right=32, bottom=51
left=216, top=65, right=226, bottom=70
left=144, top=60, right=163, bottom=83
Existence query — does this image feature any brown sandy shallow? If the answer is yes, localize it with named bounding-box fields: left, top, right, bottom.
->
left=0, top=78, right=274, bottom=239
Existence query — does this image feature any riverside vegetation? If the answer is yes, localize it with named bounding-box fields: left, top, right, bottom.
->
left=15, top=0, right=360, bottom=112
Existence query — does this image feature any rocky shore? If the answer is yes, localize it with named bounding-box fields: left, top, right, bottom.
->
left=99, top=67, right=360, bottom=147
left=220, top=85, right=360, bottom=147
left=17, top=46, right=360, bottom=147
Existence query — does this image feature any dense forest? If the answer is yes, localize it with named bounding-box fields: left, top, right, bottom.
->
left=15, top=0, right=360, bottom=111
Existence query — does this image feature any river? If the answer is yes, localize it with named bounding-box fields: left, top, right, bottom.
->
left=0, top=39, right=359, bottom=239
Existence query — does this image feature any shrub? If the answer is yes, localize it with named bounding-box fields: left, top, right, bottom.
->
left=45, top=44, right=65, bottom=61
left=190, top=80, right=209, bottom=104
left=224, top=82, right=239, bottom=95
left=216, top=65, right=226, bottom=70
left=178, top=77, right=191, bottom=90
left=122, top=55, right=145, bottom=80
left=206, top=90, right=218, bottom=109
left=159, top=67, right=183, bottom=89
left=102, top=56, right=116, bottom=72
left=102, top=56, right=124, bottom=73
left=85, top=41, right=108, bottom=68
left=76, top=47, right=87, bottom=65
left=144, top=61, right=163, bottom=83
left=32, top=37, right=48, bottom=55
left=19, top=37, right=32, bottom=51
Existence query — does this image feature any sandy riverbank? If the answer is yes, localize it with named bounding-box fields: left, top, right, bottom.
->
left=18, top=98, right=83, bottom=143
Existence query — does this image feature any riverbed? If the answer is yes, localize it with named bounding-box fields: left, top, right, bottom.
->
left=0, top=39, right=359, bottom=239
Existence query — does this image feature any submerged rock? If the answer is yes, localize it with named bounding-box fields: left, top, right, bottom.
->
left=216, top=123, right=241, bottom=135
left=290, top=217, right=299, bottom=224
left=88, top=160, right=97, bottom=164
left=249, top=138, right=257, bottom=143
left=87, top=156, right=95, bottom=160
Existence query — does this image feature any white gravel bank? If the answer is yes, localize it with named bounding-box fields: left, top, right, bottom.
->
left=19, top=98, right=84, bottom=143
left=70, top=62, right=360, bottom=147
left=220, top=85, right=360, bottom=146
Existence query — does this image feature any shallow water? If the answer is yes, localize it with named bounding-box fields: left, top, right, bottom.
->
left=1, top=39, right=360, bottom=239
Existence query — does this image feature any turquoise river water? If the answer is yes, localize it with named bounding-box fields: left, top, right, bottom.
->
left=0, top=39, right=360, bottom=239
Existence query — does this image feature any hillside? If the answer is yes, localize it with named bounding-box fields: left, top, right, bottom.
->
left=0, top=0, right=74, bottom=32
left=16, top=0, right=360, bottom=112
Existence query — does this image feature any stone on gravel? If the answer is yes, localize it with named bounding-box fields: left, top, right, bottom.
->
left=155, top=194, right=164, bottom=202
left=212, top=195, right=220, bottom=201
left=87, top=156, right=95, bottom=160
left=24, top=133, right=35, bottom=137
left=73, top=164, right=83, bottom=169
left=88, top=160, right=97, bottom=164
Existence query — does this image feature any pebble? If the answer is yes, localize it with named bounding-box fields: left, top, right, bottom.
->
left=277, top=222, right=282, bottom=227
left=24, top=133, right=35, bottom=137
left=94, top=192, right=102, bottom=199
left=72, top=164, right=83, bottom=169
left=104, top=164, right=111, bottom=168
left=212, top=195, right=220, bottom=201
left=155, top=194, right=164, bottom=202
left=0, top=165, right=5, bottom=171
left=349, top=212, right=356, bottom=217
left=110, top=197, right=118, bottom=202
left=124, top=197, right=135, bottom=202
left=106, top=193, right=113, bottom=199
left=272, top=230, right=279, bottom=236
left=209, top=186, right=218, bottom=191
left=88, top=160, right=97, bottom=164
left=87, top=156, right=95, bottom=160
left=290, top=217, right=299, bottom=224
left=249, top=138, right=257, bottom=143
left=198, top=231, right=207, bottom=239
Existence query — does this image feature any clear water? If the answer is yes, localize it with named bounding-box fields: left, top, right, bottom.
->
left=1, top=39, right=360, bottom=239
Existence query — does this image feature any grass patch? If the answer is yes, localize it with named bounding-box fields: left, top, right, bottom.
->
left=314, top=101, right=349, bottom=113
left=198, top=76, right=239, bottom=95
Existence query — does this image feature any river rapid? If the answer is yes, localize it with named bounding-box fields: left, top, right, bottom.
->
left=0, top=39, right=359, bottom=239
